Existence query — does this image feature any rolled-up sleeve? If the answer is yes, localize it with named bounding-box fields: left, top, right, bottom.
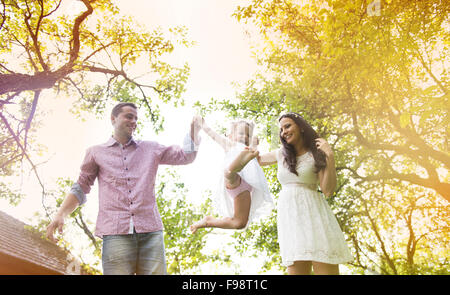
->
left=182, top=132, right=201, bottom=153
left=70, top=182, right=87, bottom=206
left=75, top=147, right=99, bottom=204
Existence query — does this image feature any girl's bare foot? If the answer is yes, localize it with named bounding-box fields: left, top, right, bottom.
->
left=228, top=148, right=259, bottom=173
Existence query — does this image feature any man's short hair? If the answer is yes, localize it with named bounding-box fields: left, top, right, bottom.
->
left=111, top=102, right=137, bottom=117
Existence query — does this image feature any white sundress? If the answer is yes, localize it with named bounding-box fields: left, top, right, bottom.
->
left=213, top=142, right=274, bottom=227
left=276, top=149, right=353, bottom=266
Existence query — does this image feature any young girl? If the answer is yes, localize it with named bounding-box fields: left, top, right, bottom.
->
left=190, top=119, right=273, bottom=233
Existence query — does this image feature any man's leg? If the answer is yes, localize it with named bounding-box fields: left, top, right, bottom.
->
left=102, top=234, right=138, bottom=275
left=136, top=230, right=167, bottom=275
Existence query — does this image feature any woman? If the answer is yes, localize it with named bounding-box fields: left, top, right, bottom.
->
left=258, top=112, right=352, bottom=275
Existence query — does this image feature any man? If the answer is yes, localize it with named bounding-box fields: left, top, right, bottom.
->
left=46, top=102, right=202, bottom=275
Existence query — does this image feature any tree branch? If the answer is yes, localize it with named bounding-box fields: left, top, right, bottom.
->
left=82, top=41, right=115, bottom=63
left=361, top=171, right=449, bottom=202
left=22, top=0, right=48, bottom=71
left=42, top=0, right=62, bottom=18
left=0, top=111, right=47, bottom=206
left=0, top=0, right=6, bottom=31
left=68, top=0, right=94, bottom=66
left=0, top=72, right=63, bottom=94
left=351, top=112, right=449, bottom=201
left=404, top=204, right=416, bottom=271
left=74, top=212, right=99, bottom=250
left=386, top=106, right=450, bottom=168
left=24, top=90, right=40, bottom=150
left=415, top=49, right=448, bottom=95
left=362, top=198, right=398, bottom=274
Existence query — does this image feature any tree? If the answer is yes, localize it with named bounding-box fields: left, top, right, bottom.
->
left=233, top=0, right=449, bottom=201
left=0, top=0, right=191, bottom=187
left=345, top=183, right=449, bottom=274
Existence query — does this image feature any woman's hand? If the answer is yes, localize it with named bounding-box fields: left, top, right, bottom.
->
left=316, top=138, right=336, bottom=197
left=315, top=138, right=333, bottom=158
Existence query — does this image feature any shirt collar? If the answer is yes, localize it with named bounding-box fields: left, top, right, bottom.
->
left=104, top=136, right=139, bottom=148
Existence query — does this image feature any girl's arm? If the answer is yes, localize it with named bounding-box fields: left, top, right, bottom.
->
left=316, top=138, right=337, bottom=198
left=257, top=150, right=278, bottom=166
left=202, top=122, right=231, bottom=150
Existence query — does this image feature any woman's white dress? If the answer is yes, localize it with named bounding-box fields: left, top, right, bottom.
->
left=213, top=142, right=274, bottom=226
left=276, top=149, right=353, bottom=266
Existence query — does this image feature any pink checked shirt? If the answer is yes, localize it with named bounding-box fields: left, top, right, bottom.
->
left=71, top=134, right=199, bottom=238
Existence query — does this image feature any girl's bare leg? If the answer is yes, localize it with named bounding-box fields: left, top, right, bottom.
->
left=190, top=189, right=251, bottom=233
left=190, top=148, right=257, bottom=234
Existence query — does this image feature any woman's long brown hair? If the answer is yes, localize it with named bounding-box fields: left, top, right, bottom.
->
left=278, top=112, right=327, bottom=175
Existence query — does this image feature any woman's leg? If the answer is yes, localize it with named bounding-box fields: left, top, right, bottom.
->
left=312, top=262, right=339, bottom=275
left=287, top=261, right=339, bottom=275
left=287, top=261, right=312, bottom=275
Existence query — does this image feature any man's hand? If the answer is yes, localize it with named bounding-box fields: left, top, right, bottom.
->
left=190, top=115, right=203, bottom=144
left=45, top=192, right=80, bottom=242
left=192, top=115, right=204, bottom=130
left=46, top=214, right=65, bottom=243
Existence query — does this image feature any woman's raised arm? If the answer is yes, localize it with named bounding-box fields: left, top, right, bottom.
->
left=257, top=150, right=278, bottom=166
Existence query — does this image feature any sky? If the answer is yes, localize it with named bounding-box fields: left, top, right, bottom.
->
left=1, top=0, right=280, bottom=274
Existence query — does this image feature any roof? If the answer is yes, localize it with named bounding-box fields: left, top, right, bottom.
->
left=0, top=210, right=84, bottom=275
